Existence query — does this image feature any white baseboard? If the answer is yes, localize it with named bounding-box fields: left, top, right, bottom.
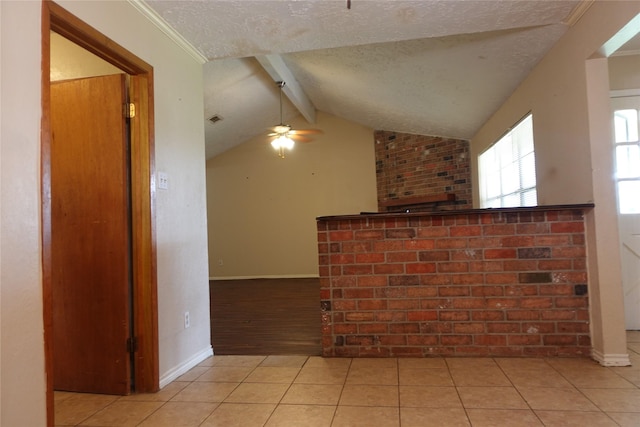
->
left=592, top=349, right=632, bottom=366
left=159, top=346, right=214, bottom=388
left=209, top=274, right=319, bottom=280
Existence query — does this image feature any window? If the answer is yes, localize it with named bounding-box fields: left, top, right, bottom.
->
left=479, top=114, right=537, bottom=208
left=613, top=108, right=640, bottom=214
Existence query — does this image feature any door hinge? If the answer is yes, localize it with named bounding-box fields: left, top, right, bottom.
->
left=127, top=336, right=139, bottom=353
left=124, top=102, right=136, bottom=119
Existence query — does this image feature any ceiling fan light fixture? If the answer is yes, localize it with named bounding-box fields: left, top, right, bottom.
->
left=271, top=134, right=295, bottom=158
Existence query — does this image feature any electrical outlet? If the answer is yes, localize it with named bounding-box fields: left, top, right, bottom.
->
left=158, top=172, right=169, bottom=190
left=184, top=311, right=190, bottom=329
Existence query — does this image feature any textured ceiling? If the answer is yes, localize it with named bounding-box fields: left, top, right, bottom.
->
left=143, top=0, right=587, bottom=158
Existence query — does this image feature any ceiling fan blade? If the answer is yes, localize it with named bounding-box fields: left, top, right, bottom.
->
left=289, top=128, right=323, bottom=136
left=289, top=134, right=313, bottom=143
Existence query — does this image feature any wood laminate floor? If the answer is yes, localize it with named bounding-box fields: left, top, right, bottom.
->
left=210, top=278, right=321, bottom=355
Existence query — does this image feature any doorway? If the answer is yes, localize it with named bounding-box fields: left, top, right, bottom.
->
left=611, top=94, right=640, bottom=330
left=42, top=1, right=158, bottom=425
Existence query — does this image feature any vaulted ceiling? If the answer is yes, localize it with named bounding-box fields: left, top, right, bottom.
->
left=139, top=0, right=594, bottom=158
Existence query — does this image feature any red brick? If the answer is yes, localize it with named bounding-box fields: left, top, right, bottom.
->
left=439, top=311, right=470, bottom=321
left=543, top=335, right=577, bottom=345
left=378, top=335, right=407, bottom=346
left=439, top=286, right=470, bottom=297
left=417, top=227, right=449, bottom=238
left=539, top=284, right=573, bottom=296
left=357, top=276, right=387, bottom=287
left=359, top=323, right=389, bottom=334
left=358, top=299, right=387, bottom=310
left=438, top=262, right=469, bottom=273
left=471, top=286, right=504, bottom=297
left=508, top=335, right=542, bottom=345
left=555, top=297, right=588, bottom=308
left=483, top=224, right=516, bottom=235
left=407, top=335, right=439, bottom=345
left=375, top=311, right=406, bottom=322
left=535, top=235, right=570, bottom=246
left=557, top=322, right=590, bottom=333
left=389, top=323, right=421, bottom=333
left=484, top=249, right=517, bottom=259
left=389, top=275, right=420, bottom=286
left=388, top=299, right=419, bottom=310
left=330, top=254, right=355, bottom=264
left=503, top=260, right=538, bottom=271
left=408, top=311, right=437, bottom=321
left=404, top=239, right=435, bottom=250
left=474, top=335, right=507, bottom=346
left=419, top=250, right=450, bottom=262
left=441, top=335, right=472, bottom=345
left=469, top=261, right=504, bottom=272
left=506, top=310, right=540, bottom=320
left=500, top=236, right=535, bottom=247
left=436, top=239, right=468, bottom=249
left=541, top=310, right=576, bottom=320
left=485, top=273, right=518, bottom=284
left=516, top=223, right=549, bottom=234
left=472, top=310, right=504, bottom=321
left=343, top=265, right=373, bottom=275
left=373, top=264, right=404, bottom=275
left=552, top=247, right=586, bottom=258
left=373, top=240, right=404, bottom=252
left=407, top=263, right=437, bottom=274
left=453, top=323, right=485, bottom=333
left=344, top=288, right=374, bottom=299
left=505, top=285, right=539, bottom=296
left=487, top=323, right=521, bottom=333
left=329, top=230, right=354, bottom=241
left=450, top=225, right=482, bottom=236
left=452, top=298, right=486, bottom=309
left=486, top=298, right=519, bottom=309
left=407, top=287, right=438, bottom=298
left=332, top=276, right=357, bottom=287
left=420, top=275, right=451, bottom=286
left=345, top=312, right=374, bottom=322
left=376, top=287, right=406, bottom=298
left=354, top=230, right=384, bottom=240
left=355, top=253, right=385, bottom=264
left=520, top=297, right=553, bottom=309
left=468, top=237, right=503, bottom=248
left=451, top=274, right=485, bottom=285
left=550, top=222, right=584, bottom=233
left=334, top=324, right=357, bottom=334
left=333, top=300, right=357, bottom=311
left=387, top=251, right=418, bottom=263
left=342, top=241, right=372, bottom=253
left=451, top=249, right=482, bottom=260
left=386, top=229, right=416, bottom=239
left=522, top=322, right=555, bottom=334
left=538, top=259, right=572, bottom=270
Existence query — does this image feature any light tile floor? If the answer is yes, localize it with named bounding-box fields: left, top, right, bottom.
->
left=55, top=331, right=640, bottom=426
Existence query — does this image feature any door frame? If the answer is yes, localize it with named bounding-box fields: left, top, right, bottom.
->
left=41, top=1, right=159, bottom=424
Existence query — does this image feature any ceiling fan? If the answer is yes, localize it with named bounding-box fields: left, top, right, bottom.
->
left=268, top=81, right=322, bottom=158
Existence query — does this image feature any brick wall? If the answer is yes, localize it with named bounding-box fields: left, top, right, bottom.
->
left=317, top=206, right=591, bottom=358
left=374, top=131, right=471, bottom=211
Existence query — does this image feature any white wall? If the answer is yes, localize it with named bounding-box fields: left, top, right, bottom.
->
left=0, top=1, right=211, bottom=423
left=207, top=112, right=378, bottom=278
left=1, top=1, right=47, bottom=425
left=470, top=1, right=640, bottom=364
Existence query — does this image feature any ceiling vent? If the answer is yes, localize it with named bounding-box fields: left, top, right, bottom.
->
left=208, top=114, right=223, bottom=124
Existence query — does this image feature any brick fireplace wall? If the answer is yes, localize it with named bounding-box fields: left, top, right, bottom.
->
left=317, top=206, right=592, bottom=358
left=374, top=131, right=471, bottom=211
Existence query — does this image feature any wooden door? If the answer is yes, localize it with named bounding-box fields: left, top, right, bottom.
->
left=611, top=96, right=640, bottom=330
left=51, top=74, right=132, bottom=395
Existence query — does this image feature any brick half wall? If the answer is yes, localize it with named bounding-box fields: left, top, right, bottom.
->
left=317, top=206, right=592, bottom=358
